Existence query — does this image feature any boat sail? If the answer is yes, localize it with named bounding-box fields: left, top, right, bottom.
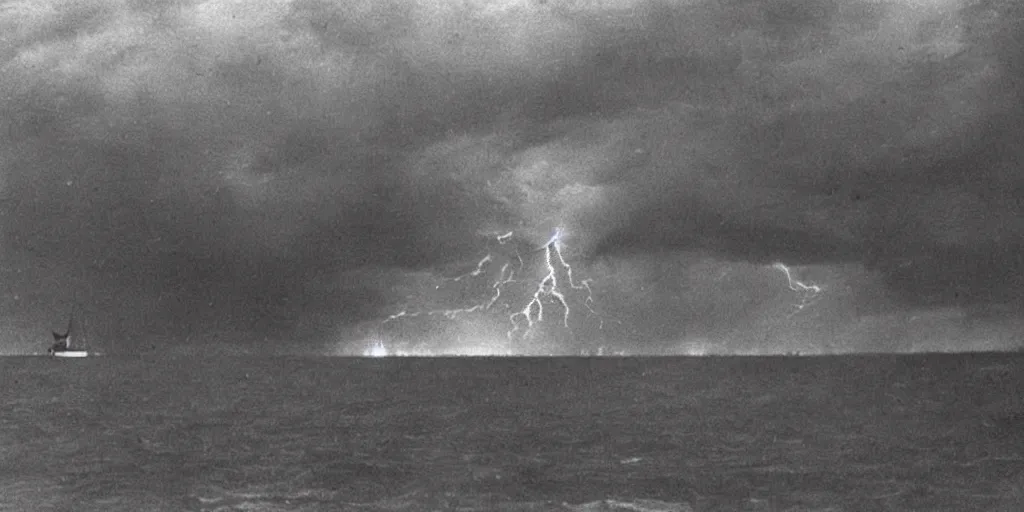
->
left=49, top=308, right=89, bottom=358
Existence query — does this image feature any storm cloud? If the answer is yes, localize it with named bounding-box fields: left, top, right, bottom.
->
left=2, top=0, right=1022, bottom=354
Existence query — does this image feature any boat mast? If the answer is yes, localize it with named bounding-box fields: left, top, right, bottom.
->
left=65, top=306, right=75, bottom=349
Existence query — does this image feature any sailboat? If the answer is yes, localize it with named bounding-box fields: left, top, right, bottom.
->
left=48, top=308, right=89, bottom=358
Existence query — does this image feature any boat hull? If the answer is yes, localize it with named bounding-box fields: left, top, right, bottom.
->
left=52, top=350, right=89, bottom=358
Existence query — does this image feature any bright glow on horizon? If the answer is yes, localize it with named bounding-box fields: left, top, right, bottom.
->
left=357, top=337, right=514, bottom=357
left=364, top=340, right=389, bottom=357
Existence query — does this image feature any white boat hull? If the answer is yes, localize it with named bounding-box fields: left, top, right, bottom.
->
left=52, top=350, right=89, bottom=358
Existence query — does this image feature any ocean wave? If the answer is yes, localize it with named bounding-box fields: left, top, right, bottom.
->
left=190, top=485, right=694, bottom=512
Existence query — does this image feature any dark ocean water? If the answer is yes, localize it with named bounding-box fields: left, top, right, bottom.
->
left=2, top=354, right=1023, bottom=511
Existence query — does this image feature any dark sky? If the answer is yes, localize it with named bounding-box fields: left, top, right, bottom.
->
left=2, top=0, right=1023, bottom=355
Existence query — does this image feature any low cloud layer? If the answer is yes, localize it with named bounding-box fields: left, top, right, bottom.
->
left=2, top=0, right=1022, bottom=354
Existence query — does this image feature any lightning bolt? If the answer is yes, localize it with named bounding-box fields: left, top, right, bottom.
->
left=772, top=262, right=824, bottom=316
left=381, top=231, right=522, bottom=324
left=380, top=228, right=601, bottom=354
left=452, top=254, right=491, bottom=281
left=507, top=228, right=600, bottom=341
